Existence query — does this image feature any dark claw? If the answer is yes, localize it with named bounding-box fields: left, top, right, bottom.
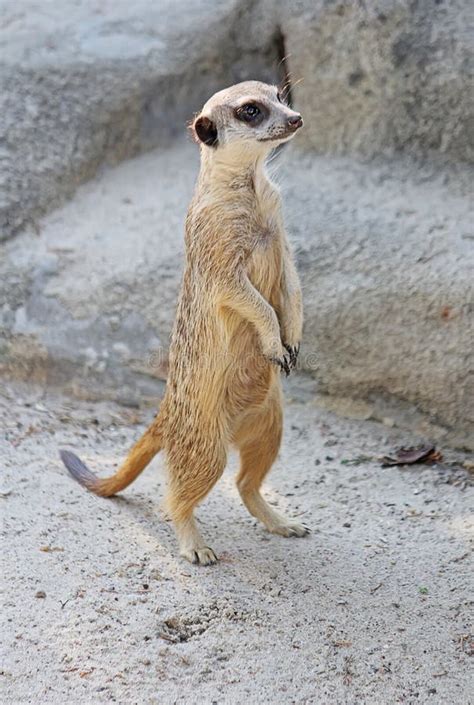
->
left=269, top=355, right=291, bottom=377
left=283, top=342, right=300, bottom=369
left=204, top=547, right=218, bottom=565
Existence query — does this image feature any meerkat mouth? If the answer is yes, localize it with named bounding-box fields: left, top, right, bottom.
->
left=257, top=132, right=297, bottom=143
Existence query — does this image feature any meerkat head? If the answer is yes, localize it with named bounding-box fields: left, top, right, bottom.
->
left=192, top=81, right=303, bottom=153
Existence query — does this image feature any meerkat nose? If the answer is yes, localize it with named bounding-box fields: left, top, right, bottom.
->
left=287, top=114, right=303, bottom=130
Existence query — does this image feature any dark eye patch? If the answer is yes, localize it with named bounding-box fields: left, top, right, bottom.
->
left=234, top=102, right=268, bottom=126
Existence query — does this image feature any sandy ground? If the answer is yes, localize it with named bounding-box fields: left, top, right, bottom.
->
left=0, top=377, right=472, bottom=704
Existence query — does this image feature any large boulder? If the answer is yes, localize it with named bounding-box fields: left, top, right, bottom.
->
left=1, top=143, right=472, bottom=446
left=283, top=151, right=473, bottom=442
left=2, top=1, right=472, bottom=242
left=0, top=144, right=194, bottom=403
left=0, top=0, right=472, bottom=447
left=0, top=0, right=280, bottom=241
left=278, top=0, right=473, bottom=162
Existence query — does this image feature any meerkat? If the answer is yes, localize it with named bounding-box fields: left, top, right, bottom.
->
left=60, top=80, right=306, bottom=565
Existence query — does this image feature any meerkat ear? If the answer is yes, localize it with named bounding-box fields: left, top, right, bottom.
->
left=193, top=116, right=218, bottom=147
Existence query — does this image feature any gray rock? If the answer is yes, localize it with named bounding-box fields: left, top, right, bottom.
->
left=1, top=142, right=472, bottom=446
left=283, top=150, right=473, bottom=441
left=0, top=0, right=473, bottom=446
left=2, top=0, right=472, bottom=241
left=0, top=0, right=281, bottom=241
left=278, top=0, right=474, bottom=162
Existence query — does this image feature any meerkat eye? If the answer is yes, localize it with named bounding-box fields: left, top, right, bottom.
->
left=236, top=103, right=262, bottom=123
left=276, top=92, right=282, bottom=103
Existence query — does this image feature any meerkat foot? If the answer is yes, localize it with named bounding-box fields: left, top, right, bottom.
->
left=181, top=545, right=218, bottom=566
left=240, top=489, right=310, bottom=538
left=267, top=520, right=310, bottom=538
left=175, top=515, right=218, bottom=566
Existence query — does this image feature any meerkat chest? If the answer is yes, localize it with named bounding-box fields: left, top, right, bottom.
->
left=246, top=190, right=283, bottom=298
left=250, top=176, right=282, bottom=243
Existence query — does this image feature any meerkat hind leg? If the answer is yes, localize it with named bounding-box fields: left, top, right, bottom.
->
left=166, top=442, right=226, bottom=565
left=235, top=403, right=309, bottom=537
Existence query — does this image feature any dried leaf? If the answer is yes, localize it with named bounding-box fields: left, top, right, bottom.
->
left=381, top=445, right=441, bottom=467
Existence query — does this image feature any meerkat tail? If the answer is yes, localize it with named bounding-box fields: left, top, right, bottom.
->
left=59, top=423, right=163, bottom=497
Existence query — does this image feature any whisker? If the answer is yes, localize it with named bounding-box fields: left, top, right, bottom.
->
left=277, top=52, right=293, bottom=70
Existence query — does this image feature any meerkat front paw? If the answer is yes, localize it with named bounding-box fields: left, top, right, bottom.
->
left=262, top=338, right=291, bottom=376
left=283, top=342, right=300, bottom=369
left=268, top=354, right=291, bottom=376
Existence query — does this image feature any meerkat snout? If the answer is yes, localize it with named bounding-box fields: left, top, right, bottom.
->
left=192, top=80, right=304, bottom=149
left=287, top=114, right=303, bottom=130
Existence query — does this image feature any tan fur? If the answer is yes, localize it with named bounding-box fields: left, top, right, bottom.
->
left=60, top=81, right=307, bottom=564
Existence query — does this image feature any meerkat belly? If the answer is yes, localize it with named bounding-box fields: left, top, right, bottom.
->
left=222, top=231, right=282, bottom=417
